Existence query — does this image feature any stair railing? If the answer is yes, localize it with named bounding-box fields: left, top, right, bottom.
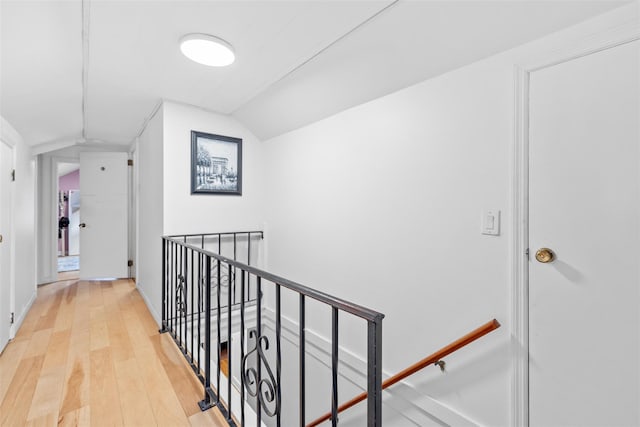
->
left=161, top=231, right=385, bottom=427
left=307, top=319, right=501, bottom=427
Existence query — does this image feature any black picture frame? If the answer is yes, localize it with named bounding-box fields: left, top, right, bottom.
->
left=191, top=131, right=242, bottom=195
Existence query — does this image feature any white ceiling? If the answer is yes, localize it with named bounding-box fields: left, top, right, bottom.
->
left=0, top=0, right=630, bottom=149
left=57, top=162, right=79, bottom=177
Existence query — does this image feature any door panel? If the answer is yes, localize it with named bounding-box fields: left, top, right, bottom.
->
left=529, top=41, right=639, bottom=426
left=0, top=142, right=12, bottom=351
left=68, top=190, right=80, bottom=255
left=79, top=152, right=128, bottom=279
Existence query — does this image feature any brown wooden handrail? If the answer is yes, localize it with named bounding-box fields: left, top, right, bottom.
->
left=306, top=318, right=501, bottom=427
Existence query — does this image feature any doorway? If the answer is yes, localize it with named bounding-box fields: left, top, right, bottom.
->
left=526, top=40, right=639, bottom=425
left=57, top=162, right=80, bottom=281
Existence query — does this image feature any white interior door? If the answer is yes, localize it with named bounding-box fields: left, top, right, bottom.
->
left=529, top=40, right=639, bottom=426
left=0, top=142, right=13, bottom=351
left=68, top=190, right=80, bottom=255
left=79, top=152, right=128, bottom=280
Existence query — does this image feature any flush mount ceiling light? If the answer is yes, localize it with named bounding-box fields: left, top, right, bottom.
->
left=179, top=34, right=235, bottom=67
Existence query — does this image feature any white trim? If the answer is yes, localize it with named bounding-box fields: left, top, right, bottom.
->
left=0, top=117, right=22, bottom=148
left=510, top=11, right=640, bottom=426
left=10, top=291, right=36, bottom=339
left=134, top=100, right=163, bottom=140
left=137, top=282, right=161, bottom=327
left=81, top=0, right=91, bottom=140
left=0, top=139, right=15, bottom=351
left=510, top=64, right=530, bottom=427
left=30, top=138, right=79, bottom=156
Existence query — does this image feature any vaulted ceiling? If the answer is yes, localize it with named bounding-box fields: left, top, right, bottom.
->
left=0, top=0, right=629, bottom=152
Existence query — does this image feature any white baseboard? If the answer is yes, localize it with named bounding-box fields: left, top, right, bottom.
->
left=10, top=291, right=36, bottom=338
left=136, top=282, right=161, bottom=327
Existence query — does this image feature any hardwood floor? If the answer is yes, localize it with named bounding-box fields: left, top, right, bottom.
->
left=0, top=278, right=228, bottom=426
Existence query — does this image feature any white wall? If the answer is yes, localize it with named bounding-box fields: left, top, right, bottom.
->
left=1, top=116, right=37, bottom=336
left=261, top=63, right=511, bottom=425
left=258, top=5, right=638, bottom=425
left=162, top=101, right=265, bottom=235
left=135, top=101, right=266, bottom=323
left=135, top=106, right=164, bottom=323
left=36, top=155, right=57, bottom=284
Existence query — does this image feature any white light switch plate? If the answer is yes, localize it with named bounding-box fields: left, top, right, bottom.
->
left=482, top=209, right=500, bottom=236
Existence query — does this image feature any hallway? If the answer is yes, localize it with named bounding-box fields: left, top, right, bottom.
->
left=0, top=279, right=226, bottom=426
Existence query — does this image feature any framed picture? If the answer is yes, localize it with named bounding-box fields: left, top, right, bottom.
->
left=191, top=131, right=242, bottom=195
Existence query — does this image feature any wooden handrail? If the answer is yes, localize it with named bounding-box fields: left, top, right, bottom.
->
left=306, top=319, right=501, bottom=427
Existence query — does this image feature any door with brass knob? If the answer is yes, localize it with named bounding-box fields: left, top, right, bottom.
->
left=534, top=248, right=554, bottom=263
left=528, top=40, right=639, bottom=426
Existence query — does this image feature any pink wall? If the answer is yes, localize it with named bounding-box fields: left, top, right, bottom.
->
left=59, top=169, right=79, bottom=191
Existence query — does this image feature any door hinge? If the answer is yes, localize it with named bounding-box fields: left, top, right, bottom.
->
left=128, top=259, right=134, bottom=267
left=127, top=159, right=133, bottom=166
left=11, top=169, right=15, bottom=181
left=10, top=312, right=14, bottom=324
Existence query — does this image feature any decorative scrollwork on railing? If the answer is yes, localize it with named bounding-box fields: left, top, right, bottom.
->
left=241, top=329, right=280, bottom=417
left=210, top=262, right=235, bottom=289
left=176, top=274, right=187, bottom=316
left=198, top=263, right=235, bottom=311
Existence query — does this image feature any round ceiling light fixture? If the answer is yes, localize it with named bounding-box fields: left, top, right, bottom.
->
left=179, top=33, right=235, bottom=67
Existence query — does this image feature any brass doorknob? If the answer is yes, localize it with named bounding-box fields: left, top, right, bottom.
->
left=535, top=248, right=555, bottom=263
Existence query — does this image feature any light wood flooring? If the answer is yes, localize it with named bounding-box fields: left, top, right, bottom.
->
left=0, top=278, right=228, bottom=426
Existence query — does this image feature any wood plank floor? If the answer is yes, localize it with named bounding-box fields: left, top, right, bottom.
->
left=0, top=278, right=228, bottom=426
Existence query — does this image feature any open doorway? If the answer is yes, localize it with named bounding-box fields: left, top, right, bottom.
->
left=57, top=162, right=79, bottom=280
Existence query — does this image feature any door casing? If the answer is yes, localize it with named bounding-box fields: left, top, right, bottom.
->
left=0, top=141, right=14, bottom=352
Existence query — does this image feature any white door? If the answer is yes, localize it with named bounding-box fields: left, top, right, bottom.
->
left=529, top=41, right=639, bottom=426
left=0, top=142, right=13, bottom=351
left=79, top=152, right=128, bottom=280
left=68, top=190, right=80, bottom=255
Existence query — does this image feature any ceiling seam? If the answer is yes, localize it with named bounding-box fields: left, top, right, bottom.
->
left=134, top=99, right=163, bottom=141
left=231, top=0, right=401, bottom=115
left=81, top=0, right=91, bottom=140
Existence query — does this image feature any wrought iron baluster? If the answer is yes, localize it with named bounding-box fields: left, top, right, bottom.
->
left=183, top=245, right=188, bottom=348
left=299, top=294, right=305, bottom=427
left=227, top=263, right=233, bottom=422
left=240, top=277, right=280, bottom=422
left=197, top=252, right=202, bottom=376
left=216, top=259, right=221, bottom=404
left=190, top=249, right=194, bottom=364
left=247, top=235, right=252, bottom=302
left=198, top=255, right=213, bottom=411
left=161, top=239, right=166, bottom=332
left=240, top=270, right=246, bottom=426
left=332, top=308, right=339, bottom=427
left=233, top=233, right=237, bottom=305
left=256, top=277, right=262, bottom=426
left=276, top=284, right=282, bottom=427
left=171, top=242, right=175, bottom=337
left=178, top=245, right=184, bottom=347
left=367, top=319, right=383, bottom=427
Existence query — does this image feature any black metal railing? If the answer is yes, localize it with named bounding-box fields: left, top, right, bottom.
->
left=160, top=231, right=384, bottom=427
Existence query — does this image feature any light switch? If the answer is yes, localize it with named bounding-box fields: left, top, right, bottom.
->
left=482, top=209, right=500, bottom=236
